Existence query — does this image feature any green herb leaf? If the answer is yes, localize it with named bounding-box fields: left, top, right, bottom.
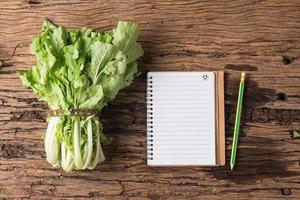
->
left=292, top=130, right=300, bottom=138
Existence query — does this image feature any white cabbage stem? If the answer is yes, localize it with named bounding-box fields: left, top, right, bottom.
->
left=61, top=142, right=74, bottom=172
left=45, top=117, right=60, bottom=167
left=83, top=118, right=93, bottom=169
left=88, top=119, right=105, bottom=169
left=73, top=117, right=84, bottom=169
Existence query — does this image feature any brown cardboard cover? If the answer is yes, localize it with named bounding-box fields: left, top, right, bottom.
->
left=215, top=71, right=226, bottom=166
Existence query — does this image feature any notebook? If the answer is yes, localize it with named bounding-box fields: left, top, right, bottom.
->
left=147, top=71, right=225, bottom=166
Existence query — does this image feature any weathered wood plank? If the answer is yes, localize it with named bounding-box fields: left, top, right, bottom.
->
left=0, top=0, right=300, bottom=199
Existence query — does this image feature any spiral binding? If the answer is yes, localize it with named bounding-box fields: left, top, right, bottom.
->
left=147, top=76, right=154, bottom=161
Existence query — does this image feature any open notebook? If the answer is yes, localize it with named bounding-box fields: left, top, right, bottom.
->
left=147, top=71, right=225, bottom=166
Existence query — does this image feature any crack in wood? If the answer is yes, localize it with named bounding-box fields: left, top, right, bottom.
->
left=0, top=143, right=25, bottom=159
left=225, top=64, right=258, bottom=71
left=158, top=50, right=208, bottom=57
left=25, top=0, right=40, bottom=5
left=10, top=110, right=46, bottom=122
left=282, top=55, right=295, bottom=65
left=281, top=188, right=292, bottom=195
left=10, top=43, right=21, bottom=58
left=119, top=181, right=126, bottom=197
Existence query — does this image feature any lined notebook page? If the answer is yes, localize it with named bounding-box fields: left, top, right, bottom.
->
left=147, top=72, right=216, bottom=166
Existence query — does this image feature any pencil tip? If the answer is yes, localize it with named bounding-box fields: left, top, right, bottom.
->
left=230, top=165, right=234, bottom=170
left=241, top=72, right=246, bottom=77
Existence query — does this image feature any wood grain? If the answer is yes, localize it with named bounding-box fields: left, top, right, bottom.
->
left=0, top=0, right=300, bottom=199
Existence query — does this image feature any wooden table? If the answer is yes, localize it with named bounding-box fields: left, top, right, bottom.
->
left=0, top=0, right=299, bottom=199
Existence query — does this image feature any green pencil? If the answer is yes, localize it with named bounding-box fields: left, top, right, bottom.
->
left=230, top=72, right=246, bottom=170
